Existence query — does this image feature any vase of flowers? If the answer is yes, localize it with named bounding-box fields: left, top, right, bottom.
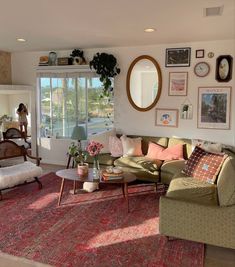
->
left=68, top=140, right=88, bottom=177
left=86, top=141, right=104, bottom=177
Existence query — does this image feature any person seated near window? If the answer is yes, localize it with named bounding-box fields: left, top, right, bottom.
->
left=17, top=103, right=28, bottom=137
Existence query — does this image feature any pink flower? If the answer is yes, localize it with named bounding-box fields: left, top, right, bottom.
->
left=86, top=141, right=104, bottom=156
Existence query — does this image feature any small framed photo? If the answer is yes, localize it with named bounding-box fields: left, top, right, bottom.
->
left=215, top=55, right=233, bottom=82
left=165, top=47, right=191, bottom=67
left=196, top=49, right=204, bottom=58
left=155, top=108, right=178, bottom=127
left=180, top=104, right=193, bottom=120
left=198, top=87, right=231, bottom=130
left=168, top=72, right=188, bottom=96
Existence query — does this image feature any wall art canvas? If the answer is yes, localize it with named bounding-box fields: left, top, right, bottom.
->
left=165, top=47, right=191, bottom=67
left=168, top=72, right=188, bottom=96
left=155, top=108, right=178, bottom=127
left=198, top=87, right=231, bottom=129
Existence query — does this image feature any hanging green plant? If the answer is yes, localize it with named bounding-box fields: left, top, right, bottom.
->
left=89, top=53, right=120, bottom=96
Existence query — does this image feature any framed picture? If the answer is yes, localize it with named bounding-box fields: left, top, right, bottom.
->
left=196, top=49, right=204, bottom=58
left=168, top=72, right=188, bottom=96
left=165, top=47, right=191, bottom=67
left=198, top=87, right=231, bottom=130
left=215, top=55, right=233, bottom=82
left=155, top=108, right=178, bottom=127
left=180, top=104, right=193, bottom=120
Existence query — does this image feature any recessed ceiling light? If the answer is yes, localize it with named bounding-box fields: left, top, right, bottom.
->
left=16, top=38, right=26, bottom=42
left=144, top=28, right=156, bottom=33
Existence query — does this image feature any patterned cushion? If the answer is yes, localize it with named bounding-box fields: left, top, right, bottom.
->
left=182, top=146, right=227, bottom=183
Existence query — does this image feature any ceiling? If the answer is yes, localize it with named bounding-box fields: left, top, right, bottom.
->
left=0, top=0, right=234, bottom=52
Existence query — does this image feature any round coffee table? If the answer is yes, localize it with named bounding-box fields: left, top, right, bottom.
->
left=56, top=168, right=136, bottom=212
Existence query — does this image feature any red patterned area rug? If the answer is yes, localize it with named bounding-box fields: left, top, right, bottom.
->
left=0, top=172, right=204, bottom=267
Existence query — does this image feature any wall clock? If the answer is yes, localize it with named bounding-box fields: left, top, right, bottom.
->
left=194, top=62, right=210, bottom=77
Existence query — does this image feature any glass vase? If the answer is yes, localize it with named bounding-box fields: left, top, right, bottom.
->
left=92, top=157, right=100, bottom=179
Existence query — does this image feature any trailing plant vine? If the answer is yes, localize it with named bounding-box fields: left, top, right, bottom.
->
left=89, top=53, right=120, bottom=96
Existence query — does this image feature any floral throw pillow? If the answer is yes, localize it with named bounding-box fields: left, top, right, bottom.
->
left=182, top=146, right=227, bottom=183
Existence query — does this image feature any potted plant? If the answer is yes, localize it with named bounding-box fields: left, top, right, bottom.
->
left=89, top=53, right=120, bottom=96
left=70, top=49, right=86, bottom=65
left=68, top=140, right=88, bottom=177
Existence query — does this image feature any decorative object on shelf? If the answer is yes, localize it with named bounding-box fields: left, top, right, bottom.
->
left=196, top=49, right=204, bottom=58
left=89, top=52, right=120, bottom=96
left=39, top=56, right=49, bottom=66
left=207, top=52, right=214, bottom=58
left=198, top=86, right=231, bottom=130
left=70, top=49, right=86, bottom=65
left=165, top=47, right=191, bottom=67
left=126, top=55, right=162, bottom=111
left=180, top=98, right=193, bottom=120
left=86, top=141, right=104, bottom=179
left=48, top=52, right=57, bottom=66
left=68, top=141, right=88, bottom=176
left=168, top=72, right=188, bottom=96
left=215, top=55, right=233, bottom=82
left=194, top=62, right=210, bottom=77
left=155, top=108, right=178, bottom=127
left=57, top=57, right=73, bottom=66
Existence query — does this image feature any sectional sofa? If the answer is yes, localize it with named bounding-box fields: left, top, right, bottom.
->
left=86, top=134, right=235, bottom=249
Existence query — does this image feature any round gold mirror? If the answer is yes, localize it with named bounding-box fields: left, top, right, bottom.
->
left=126, top=55, right=162, bottom=111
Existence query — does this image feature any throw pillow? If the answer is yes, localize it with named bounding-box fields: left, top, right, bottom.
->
left=89, top=128, right=116, bottom=153
left=191, top=139, right=222, bottom=153
left=120, top=135, right=143, bottom=157
left=183, top=146, right=227, bottom=183
left=146, top=142, right=184, bottom=161
left=109, top=136, right=123, bottom=157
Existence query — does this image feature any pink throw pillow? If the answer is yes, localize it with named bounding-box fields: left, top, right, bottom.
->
left=146, top=142, right=184, bottom=161
left=109, top=136, right=123, bottom=157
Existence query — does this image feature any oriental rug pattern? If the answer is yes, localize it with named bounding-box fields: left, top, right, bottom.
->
left=0, top=172, right=204, bottom=267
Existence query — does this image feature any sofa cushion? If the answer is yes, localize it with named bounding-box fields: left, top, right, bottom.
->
left=120, top=135, right=168, bottom=155
left=86, top=153, right=114, bottom=166
left=120, top=135, right=143, bottom=157
left=89, top=128, right=116, bottom=153
left=146, top=142, right=184, bottom=161
left=217, top=149, right=235, bottom=206
left=109, top=135, right=123, bottom=157
left=166, top=177, right=218, bottom=205
left=192, top=139, right=222, bottom=153
left=114, top=156, right=162, bottom=173
left=168, top=137, right=192, bottom=159
left=160, top=160, right=186, bottom=184
left=182, top=146, right=227, bottom=184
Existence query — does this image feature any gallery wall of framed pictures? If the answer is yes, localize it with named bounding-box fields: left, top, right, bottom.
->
left=155, top=44, right=233, bottom=131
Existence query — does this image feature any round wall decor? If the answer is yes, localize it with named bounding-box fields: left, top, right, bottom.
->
left=194, top=62, right=210, bottom=77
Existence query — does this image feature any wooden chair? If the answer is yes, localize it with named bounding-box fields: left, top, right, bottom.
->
left=3, top=127, right=31, bottom=148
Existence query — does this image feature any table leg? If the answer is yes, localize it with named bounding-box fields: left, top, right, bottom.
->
left=73, top=180, right=77, bottom=194
left=124, top=182, right=129, bottom=213
left=58, top=178, right=65, bottom=206
left=122, top=184, right=125, bottom=198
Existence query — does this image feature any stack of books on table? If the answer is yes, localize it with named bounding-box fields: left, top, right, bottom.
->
left=102, top=171, right=123, bottom=181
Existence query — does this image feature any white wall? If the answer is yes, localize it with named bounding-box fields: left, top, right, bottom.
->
left=0, top=95, right=9, bottom=115
left=11, top=39, right=235, bottom=164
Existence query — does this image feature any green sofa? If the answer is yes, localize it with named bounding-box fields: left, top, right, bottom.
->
left=86, top=134, right=235, bottom=249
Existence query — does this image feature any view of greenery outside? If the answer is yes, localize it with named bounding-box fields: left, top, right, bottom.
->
left=39, top=75, right=114, bottom=138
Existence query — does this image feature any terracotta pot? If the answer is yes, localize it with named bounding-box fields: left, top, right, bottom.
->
left=77, top=163, right=89, bottom=177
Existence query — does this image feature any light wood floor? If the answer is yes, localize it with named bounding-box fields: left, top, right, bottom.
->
left=0, top=163, right=234, bottom=267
